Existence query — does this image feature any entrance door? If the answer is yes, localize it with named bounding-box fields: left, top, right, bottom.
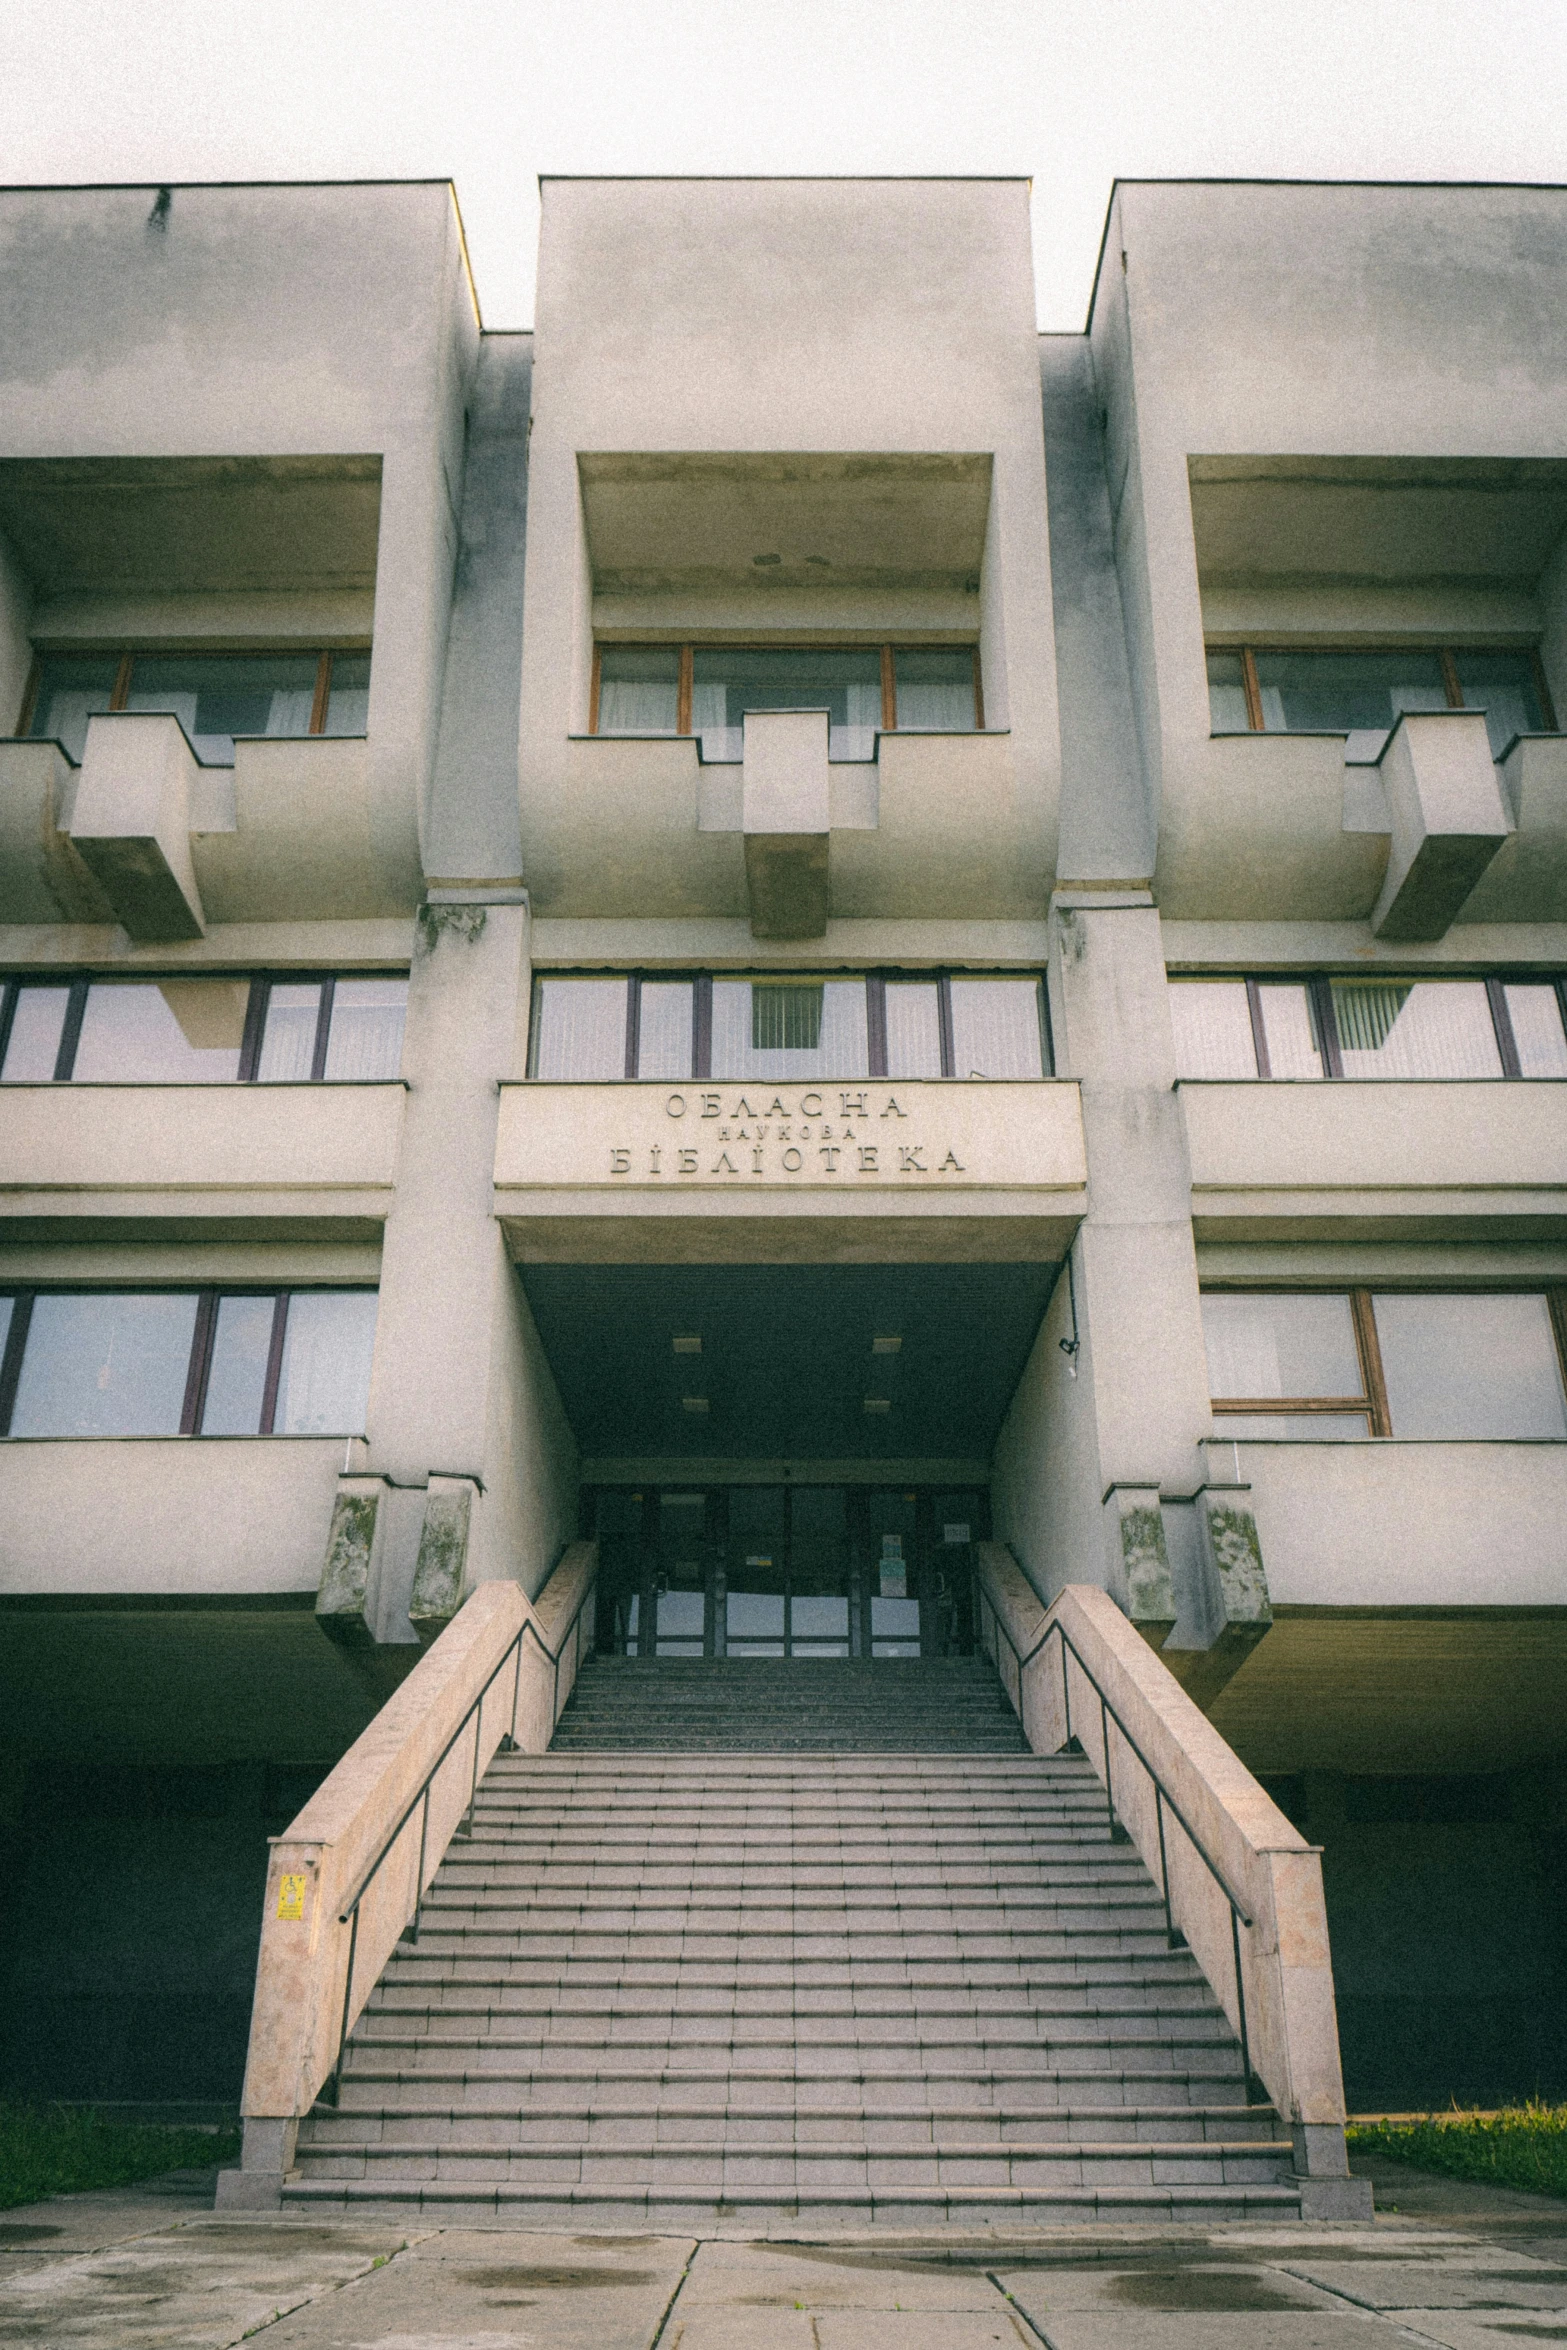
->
left=722, top=1485, right=852, bottom=1657
left=590, top=1482, right=986, bottom=1658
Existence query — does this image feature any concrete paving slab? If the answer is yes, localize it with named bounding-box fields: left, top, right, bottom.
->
left=0, top=2217, right=411, bottom=2350
left=662, top=2313, right=816, bottom=2350
left=1390, top=2324, right=1567, bottom=2350
left=254, top=2227, right=693, bottom=2349
left=1001, top=2322, right=1409, bottom=2350
left=682, top=2236, right=1005, bottom=2307
left=0, top=2170, right=218, bottom=2255
left=1278, top=2256, right=1567, bottom=2310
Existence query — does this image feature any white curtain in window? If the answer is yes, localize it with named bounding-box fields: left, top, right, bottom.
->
left=636, top=982, right=694, bottom=1080
left=691, top=680, right=736, bottom=763
left=532, top=978, right=627, bottom=1080
left=257, top=984, right=323, bottom=1081
left=1373, top=1292, right=1567, bottom=1439
left=836, top=677, right=881, bottom=761
left=1, top=988, right=70, bottom=1080
left=11, top=1292, right=198, bottom=1437
left=947, top=979, right=1043, bottom=1080
left=201, top=1294, right=276, bottom=1435
left=710, top=979, right=868, bottom=1080
left=1168, top=983, right=1256, bottom=1080
left=263, top=685, right=319, bottom=736
left=73, top=982, right=246, bottom=1083
left=1332, top=981, right=1501, bottom=1079
left=1505, top=985, right=1567, bottom=1078
left=273, top=1292, right=378, bottom=1436
left=1200, top=1292, right=1362, bottom=1402
left=1256, top=984, right=1324, bottom=1080
left=323, top=980, right=408, bottom=1080
left=895, top=655, right=975, bottom=732
left=884, top=982, right=943, bottom=1078
left=39, top=687, right=115, bottom=764
left=598, top=674, right=680, bottom=733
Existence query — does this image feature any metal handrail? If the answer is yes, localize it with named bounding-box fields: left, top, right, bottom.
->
left=322, top=1567, right=597, bottom=2105
left=976, top=1577, right=1263, bottom=2096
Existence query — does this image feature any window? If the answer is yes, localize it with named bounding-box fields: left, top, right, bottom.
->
left=21, top=650, right=371, bottom=765
left=1170, top=974, right=1567, bottom=1082
left=527, top=972, right=1049, bottom=1082
left=1201, top=1289, right=1567, bottom=1440
left=0, top=973, right=407, bottom=1084
left=591, top=643, right=982, bottom=757
left=1206, top=645, right=1554, bottom=763
left=0, top=1289, right=379, bottom=1438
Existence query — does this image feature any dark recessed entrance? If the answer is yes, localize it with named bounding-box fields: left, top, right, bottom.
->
left=589, top=1483, right=989, bottom=1660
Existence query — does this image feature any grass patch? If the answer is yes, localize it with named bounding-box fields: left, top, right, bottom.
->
left=0, top=2102, right=241, bottom=2212
left=1348, top=2103, right=1567, bottom=2202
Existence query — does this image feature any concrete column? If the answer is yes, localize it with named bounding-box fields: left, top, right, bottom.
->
left=331, top=894, right=577, bottom=1643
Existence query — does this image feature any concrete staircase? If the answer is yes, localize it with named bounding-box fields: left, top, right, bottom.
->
left=286, top=1657, right=1303, bottom=2223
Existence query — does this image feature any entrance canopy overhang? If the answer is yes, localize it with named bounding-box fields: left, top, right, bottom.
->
left=495, top=1077, right=1086, bottom=1264
left=519, top=1259, right=1057, bottom=1476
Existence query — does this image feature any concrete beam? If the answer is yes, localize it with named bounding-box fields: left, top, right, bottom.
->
left=69, top=712, right=206, bottom=941
left=1370, top=710, right=1511, bottom=942
left=742, top=708, right=831, bottom=938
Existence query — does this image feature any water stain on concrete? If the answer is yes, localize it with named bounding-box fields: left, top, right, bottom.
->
left=0, top=2233, right=60, bottom=2248
left=1105, top=2268, right=1316, bottom=2312
left=461, top=2265, right=656, bottom=2290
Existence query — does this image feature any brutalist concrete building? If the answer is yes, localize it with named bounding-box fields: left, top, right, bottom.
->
left=0, top=175, right=1563, bottom=2224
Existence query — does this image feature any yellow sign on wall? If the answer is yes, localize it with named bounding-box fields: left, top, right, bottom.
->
left=276, top=1872, right=307, bottom=1922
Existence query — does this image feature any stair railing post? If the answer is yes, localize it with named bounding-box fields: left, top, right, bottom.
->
left=325, top=1902, right=359, bottom=2110
left=460, top=1690, right=482, bottom=1838
left=1154, top=1781, right=1183, bottom=1949
left=504, top=1628, right=523, bottom=1751
left=1229, top=1901, right=1256, bottom=2100
left=410, top=1784, right=430, bottom=1946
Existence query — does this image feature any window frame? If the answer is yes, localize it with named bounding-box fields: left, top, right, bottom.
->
left=15, top=648, right=371, bottom=756
left=526, top=969, right=1052, bottom=1083
left=0, top=1285, right=378, bottom=1439
left=1207, top=642, right=1559, bottom=741
left=588, top=642, right=985, bottom=740
left=0, top=970, right=410, bottom=1085
left=1204, top=1285, right=1567, bottom=1440
left=1172, top=971, right=1567, bottom=1082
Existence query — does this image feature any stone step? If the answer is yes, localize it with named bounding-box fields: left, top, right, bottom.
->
left=291, top=2139, right=1295, bottom=2189
left=303, top=2098, right=1280, bottom=2143
left=281, top=2177, right=1304, bottom=2225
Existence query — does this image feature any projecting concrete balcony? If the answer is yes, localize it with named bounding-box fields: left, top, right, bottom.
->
left=1208, top=1435, right=1567, bottom=1612
left=1180, top=1077, right=1567, bottom=1239
left=494, top=1076, right=1086, bottom=1262
left=0, top=1436, right=344, bottom=1597
left=0, top=1080, right=404, bottom=1233
left=1157, top=714, right=1566, bottom=931
left=0, top=722, right=421, bottom=936
left=535, top=726, right=1040, bottom=926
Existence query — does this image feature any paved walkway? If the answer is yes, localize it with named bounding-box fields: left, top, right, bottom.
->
left=1, top=2157, right=1564, bottom=2347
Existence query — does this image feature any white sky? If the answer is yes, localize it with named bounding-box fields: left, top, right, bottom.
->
left=6, top=0, right=1567, bottom=331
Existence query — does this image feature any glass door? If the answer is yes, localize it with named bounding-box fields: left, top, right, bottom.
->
left=787, top=1485, right=851, bottom=1656
left=652, top=1489, right=710, bottom=1655
left=722, top=1486, right=788, bottom=1655
left=864, top=1488, right=923, bottom=1657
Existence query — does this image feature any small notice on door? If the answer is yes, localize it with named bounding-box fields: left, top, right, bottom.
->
left=879, top=1535, right=906, bottom=1598
left=276, top=1873, right=307, bottom=1922
left=943, top=1524, right=971, bottom=1546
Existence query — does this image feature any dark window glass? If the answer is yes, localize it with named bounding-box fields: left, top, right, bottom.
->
left=201, top=1295, right=277, bottom=1435
left=1452, top=651, right=1544, bottom=759
left=25, top=656, right=119, bottom=762
left=711, top=978, right=869, bottom=1080
left=322, top=653, right=370, bottom=736
left=692, top=648, right=881, bottom=762
left=1206, top=651, right=1250, bottom=732
left=125, top=655, right=321, bottom=763
left=1252, top=650, right=1447, bottom=748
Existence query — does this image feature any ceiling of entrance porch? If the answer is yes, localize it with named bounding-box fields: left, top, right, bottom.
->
left=518, top=1259, right=1055, bottom=1464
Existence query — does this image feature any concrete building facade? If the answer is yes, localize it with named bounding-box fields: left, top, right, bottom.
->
left=0, top=175, right=1564, bottom=2135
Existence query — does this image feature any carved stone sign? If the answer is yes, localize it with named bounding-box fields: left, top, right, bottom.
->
left=495, top=1080, right=1086, bottom=1196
